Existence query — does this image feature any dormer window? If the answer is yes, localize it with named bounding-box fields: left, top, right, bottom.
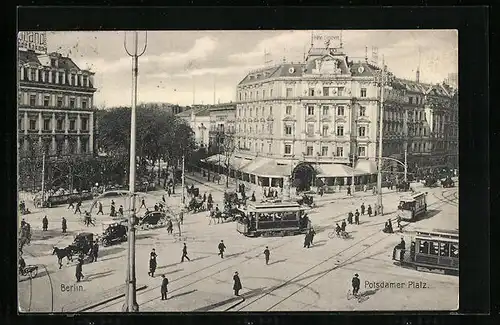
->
left=50, top=59, right=57, bottom=67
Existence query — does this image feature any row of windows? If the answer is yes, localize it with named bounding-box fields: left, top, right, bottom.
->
left=236, top=123, right=368, bottom=137
left=19, top=116, right=89, bottom=131
left=22, top=138, right=90, bottom=155
left=238, top=87, right=368, bottom=101
left=21, top=67, right=91, bottom=87
left=19, top=92, right=91, bottom=110
left=237, top=105, right=364, bottom=118
left=418, top=241, right=459, bottom=258
left=283, top=144, right=367, bottom=157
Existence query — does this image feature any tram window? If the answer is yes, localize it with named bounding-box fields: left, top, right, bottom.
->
left=399, top=201, right=415, bottom=210
left=450, top=244, right=459, bottom=258
left=283, top=212, right=296, bottom=220
left=418, top=240, right=429, bottom=254
left=429, top=242, right=439, bottom=256
left=439, top=242, right=450, bottom=256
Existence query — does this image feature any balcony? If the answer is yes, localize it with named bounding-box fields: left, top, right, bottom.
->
left=80, top=129, right=90, bottom=133
left=41, top=129, right=52, bottom=134
left=27, top=129, right=39, bottom=134
left=68, top=129, right=77, bottom=134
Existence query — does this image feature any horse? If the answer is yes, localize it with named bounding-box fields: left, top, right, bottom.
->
left=52, top=246, right=73, bottom=269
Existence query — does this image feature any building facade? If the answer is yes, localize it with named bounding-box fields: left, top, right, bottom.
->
left=18, top=50, right=97, bottom=157
left=208, top=103, right=236, bottom=153
left=177, top=106, right=211, bottom=149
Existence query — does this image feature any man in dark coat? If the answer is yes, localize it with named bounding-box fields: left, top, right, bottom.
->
left=68, top=198, right=75, bottom=209
left=91, top=241, right=99, bottom=262
left=61, top=217, right=67, bottom=233
left=181, top=243, right=191, bottom=262
left=309, top=228, right=316, bottom=245
left=218, top=240, right=226, bottom=259
left=367, top=205, right=373, bottom=217
left=167, top=187, right=171, bottom=197
left=347, top=212, right=353, bottom=224
left=74, top=201, right=82, bottom=214
left=233, top=271, right=242, bottom=296
left=42, top=216, right=48, bottom=231
left=160, top=275, right=169, bottom=300
left=162, top=195, right=166, bottom=203
left=149, top=249, right=157, bottom=277
left=75, top=258, right=84, bottom=282
left=179, top=210, right=184, bottom=225
left=393, top=237, right=406, bottom=260
left=303, top=232, right=311, bottom=248
left=354, top=209, right=360, bottom=225
left=360, top=203, right=365, bottom=215
left=347, top=186, right=351, bottom=196
left=341, top=220, right=347, bottom=232
left=352, top=273, right=360, bottom=296
left=97, top=202, right=104, bottom=215
left=118, top=205, right=124, bottom=216
left=263, top=246, right=270, bottom=265
left=140, top=199, right=146, bottom=209
left=251, top=192, right=256, bottom=202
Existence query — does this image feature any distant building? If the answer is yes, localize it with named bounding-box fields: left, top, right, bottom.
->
left=18, top=49, right=97, bottom=157
left=177, top=106, right=211, bottom=148
left=444, top=73, right=458, bottom=89
left=208, top=103, right=236, bottom=153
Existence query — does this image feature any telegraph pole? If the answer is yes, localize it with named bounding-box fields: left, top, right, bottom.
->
left=377, top=56, right=386, bottom=215
left=41, top=153, right=45, bottom=203
left=122, top=31, right=147, bottom=313
left=404, top=145, right=408, bottom=182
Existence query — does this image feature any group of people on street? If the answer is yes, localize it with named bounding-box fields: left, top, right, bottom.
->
left=303, top=228, right=316, bottom=248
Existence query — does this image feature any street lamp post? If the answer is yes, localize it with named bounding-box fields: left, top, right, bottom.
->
left=122, top=31, right=147, bottom=313
left=376, top=56, right=387, bottom=216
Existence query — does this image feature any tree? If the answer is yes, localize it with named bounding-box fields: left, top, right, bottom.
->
left=221, top=134, right=236, bottom=188
left=18, top=141, right=44, bottom=192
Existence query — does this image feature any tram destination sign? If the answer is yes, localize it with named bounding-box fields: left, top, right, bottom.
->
left=18, top=32, right=47, bottom=54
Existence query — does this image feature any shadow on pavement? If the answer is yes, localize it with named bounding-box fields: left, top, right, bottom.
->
left=189, top=255, right=210, bottom=262
left=163, top=268, right=183, bottom=275
left=193, top=287, right=265, bottom=312
left=84, top=269, right=115, bottom=281
left=267, top=259, right=287, bottom=266
left=31, top=229, right=76, bottom=241
left=356, top=288, right=379, bottom=303
left=99, top=246, right=126, bottom=258
left=169, top=289, right=198, bottom=300
left=136, top=233, right=157, bottom=240
left=99, top=255, right=123, bottom=263
left=418, top=209, right=441, bottom=221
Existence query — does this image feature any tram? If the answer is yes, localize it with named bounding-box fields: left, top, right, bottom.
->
left=397, top=192, right=428, bottom=222
left=236, top=202, right=310, bottom=237
left=393, top=229, right=459, bottom=275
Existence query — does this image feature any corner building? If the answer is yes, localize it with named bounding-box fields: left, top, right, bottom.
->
left=18, top=50, right=97, bottom=157
left=234, top=46, right=381, bottom=188
left=230, top=45, right=457, bottom=189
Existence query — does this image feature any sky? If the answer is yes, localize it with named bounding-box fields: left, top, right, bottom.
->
left=44, top=30, right=458, bottom=108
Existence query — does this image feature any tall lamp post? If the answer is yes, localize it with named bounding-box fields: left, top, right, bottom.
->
left=122, top=31, right=147, bottom=313
left=376, top=56, right=387, bottom=216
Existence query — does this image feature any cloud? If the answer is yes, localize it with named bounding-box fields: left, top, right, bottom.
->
left=72, top=36, right=218, bottom=74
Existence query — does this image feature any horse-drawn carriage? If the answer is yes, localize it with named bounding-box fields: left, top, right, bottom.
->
left=18, top=256, right=38, bottom=278
left=68, top=232, right=94, bottom=256
left=187, top=196, right=206, bottom=213
left=187, top=185, right=200, bottom=197
left=396, top=181, right=411, bottom=192
left=34, top=192, right=94, bottom=208
left=296, top=194, right=314, bottom=207
left=138, top=211, right=169, bottom=230
left=224, top=191, right=246, bottom=207
left=424, top=177, right=439, bottom=188
left=441, top=177, right=455, bottom=188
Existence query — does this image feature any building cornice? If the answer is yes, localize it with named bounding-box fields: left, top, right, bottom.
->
left=19, top=83, right=97, bottom=95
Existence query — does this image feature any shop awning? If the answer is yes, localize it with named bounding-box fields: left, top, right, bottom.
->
left=316, top=164, right=366, bottom=177
left=354, top=160, right=378, bottom=174
left=252, top=162, right=289, bottom=178
left=240, top=157, right=269, bottom=174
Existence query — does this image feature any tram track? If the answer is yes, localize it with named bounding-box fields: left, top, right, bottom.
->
left=232, top=227, right=389, bottom=311
left=21, top=248, right=54, bottom=312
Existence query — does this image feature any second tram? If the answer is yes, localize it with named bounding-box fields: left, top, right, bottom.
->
left=397, top=192, right=428, bottom=222
left=236, top=202, right=310, bottom=237
left=393, top=229, right=459, bottom=275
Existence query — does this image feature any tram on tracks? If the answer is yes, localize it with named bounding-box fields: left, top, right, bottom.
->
left=393, top=229, right=459, bottom=275
left=397, top=192, right=428, bottom=222
left=236, top=202, right=310, bottom=237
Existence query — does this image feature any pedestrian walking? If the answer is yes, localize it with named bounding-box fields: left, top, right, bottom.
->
left=303, top=232, right=311, bottom=248
left=118, top=205, right=124, bottom=217
left=181, top=243, right=191, bottom=262
left=149, top=249, right=158, bottom=277
left=42, top=216, right=48, bottom=231
left=61, top=217, right=67, bottom=233
left=97, top=202, right=104, bottom=215
left=177, top=219, right=182, bottom=236
left=233, top=271, right=242, bottom=296
left=91, top=241, right=99, bottom=262
left=140, top=199, right=146, bottom=209
left=218, top=240, right=226, bottom=258
left=68, top=199, right=75, bottom=210
left=341, top=219, right=347, bottom=232
left=361, top=203, right=365, bottom=215
left=75, top=258, right=84, bottom=282
left=167, top=187, right=171, bottom=197
left=352, top=273, right=360, bottom=296
left=263, top=246, right=270, bottom=265
left=347, top=186, right=351, bottom=196
left=160, top=275, right=169, bottom=300
left=374, top=203, right=378, bottom=216
left=179, top=210, right=184, bottom=225
left=74, top=201, right=82, bottom=214
left=309, top=228, right=316, bottom=245
left=367, top=205, right=372, bottom=217
left=354, top=209, right=360, bottom=225
left=167, top=219, right=173, bottom=234
left=347, top=211, right=353, bottom=224
left=162, top=195, right=166, bottom=203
